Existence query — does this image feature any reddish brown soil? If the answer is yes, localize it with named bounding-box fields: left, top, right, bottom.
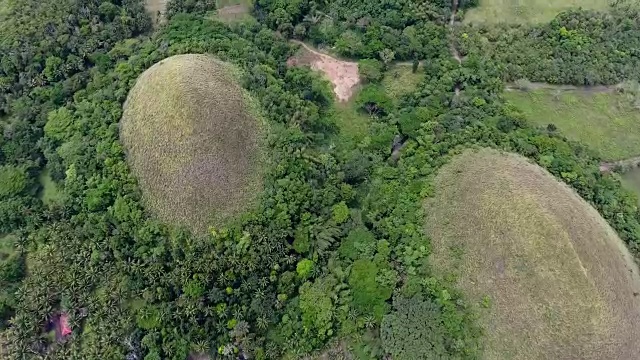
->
left=288, top=41, right=360, bottom=102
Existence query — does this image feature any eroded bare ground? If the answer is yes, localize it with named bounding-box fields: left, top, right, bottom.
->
left=145, top=0, right=168, bottom=26
left=287, top=40, right=360, bottom=102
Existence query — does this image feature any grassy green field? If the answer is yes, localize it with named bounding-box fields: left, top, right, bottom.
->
left=463, top=0, right=611, bottom=24
left=425, top=148, right=640, bottom=360
left=38, top=169, right=62, bottom=205
left=621, top=167, right=640, bottom=201
left=214, top=0, right=253, bottom=22
left=382, top=65, right=423, bottom=104
left=333, top=96, right=370, bottom=146
left=504, top=89, right=640, bottom=161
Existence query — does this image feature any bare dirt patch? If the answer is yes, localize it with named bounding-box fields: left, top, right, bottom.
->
left=287, top=41, right=360, bottom=102
left=145, top=0, right=168, bottom=26
left=425, top=148, right=640, bottom=360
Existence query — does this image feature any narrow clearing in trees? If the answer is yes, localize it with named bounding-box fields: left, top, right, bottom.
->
left=287, top=41, right=360, bottom=102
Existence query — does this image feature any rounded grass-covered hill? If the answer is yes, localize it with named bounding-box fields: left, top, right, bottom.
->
left=424, top=148, right=640, bottom=360
left=120, top=54, right=264, bottom=234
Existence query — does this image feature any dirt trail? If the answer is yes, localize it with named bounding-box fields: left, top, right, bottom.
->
left=600, top=156, right=640, bottom=173
left=449, top=0, right=462, bottom=64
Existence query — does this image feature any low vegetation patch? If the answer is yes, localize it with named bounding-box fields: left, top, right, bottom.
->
left=463, top=0, right=611, bottom=24
left=425, top=148, right=640, bottom=360
left=38, top=170, right=61, bottom=206
left=120, top=54, right=264, bottom=234
left=215, top=0, right=252, bottom=22
left=505, top=89, right=640, bottom=161
left=381, top=64, right=423, bottom=104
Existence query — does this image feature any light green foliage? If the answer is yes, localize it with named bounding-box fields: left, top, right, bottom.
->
left=381, top=295, right=448, bottom=359
left=183, top=279, right=205, bottom=299
left=358, top=59, right=384, bottom=83
left=299, top=277, right=337, bottom=339
left=348, top=259, right=392, bottom=319
left=296, top=258, right=314, bottom=279
left=332, top=99, right=372, bottom=147
left=0, top=165, right=27, bottom=198
left=504, top=89, right=640, bottom=160
left=382, top=65, right=423, bottom=103
left=293, top=226, right=311, bottom=254
left=331, top=201, right=350, bottom=224
left=398, top=107, right=434, bottom=139
left=463, top=0, right=610, bottom=24
left=44, top=107, right=74, bottom=141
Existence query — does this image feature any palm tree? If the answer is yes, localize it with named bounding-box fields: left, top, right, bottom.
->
left=256, top=316, right=269, bottom=331
left=364, top=315, right=376, bottom=329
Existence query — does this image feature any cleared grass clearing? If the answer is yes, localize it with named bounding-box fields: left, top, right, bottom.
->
left=333, top=95, right=370, bottom=145
left=621, top=167, right=640, bottom=201
left=505, top=89, right=640, bottom=161
left=425, top=148, right=640, bottom=360
left=120, top=54, right=264, bottom=234
left=463, top=0, right=611, bottom=24
left=215, top=0, right=253, bottom=23
left=38, top=170, right=62, bottom=206
left=382, top=65, right=423, bottom=104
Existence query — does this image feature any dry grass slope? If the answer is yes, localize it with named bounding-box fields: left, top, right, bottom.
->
left=424, top=148, right=640, bottom=360
left=121, top=54, right=263, bottom=234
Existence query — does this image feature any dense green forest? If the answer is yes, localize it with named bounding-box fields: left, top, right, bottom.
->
left=456, top=2, right=640, bottom=85
left=1, top=0, right=639, bottom=359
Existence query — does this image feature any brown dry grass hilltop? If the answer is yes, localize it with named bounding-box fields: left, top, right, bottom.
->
left=120, top=54, right=264, bottom=234
left=425, top=148, right=640, bottom=360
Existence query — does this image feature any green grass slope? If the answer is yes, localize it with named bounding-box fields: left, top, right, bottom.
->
left=120, top=54, right=264, bottom=234
left=505, top=89, right=640, bottom=161
left=424, top=148, right=640, bottom=360
left=463, top=0, right=611, bottom=24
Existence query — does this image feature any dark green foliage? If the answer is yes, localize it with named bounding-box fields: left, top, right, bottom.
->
left=257, top=0, right=449, bottom=60
left=381, top=295, right=448, bottom=359
left=356, top=85, right=394, bottom=116
left=338, top=227, right=376, bottom=260
left=459, top=5, right=640, bottom=85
